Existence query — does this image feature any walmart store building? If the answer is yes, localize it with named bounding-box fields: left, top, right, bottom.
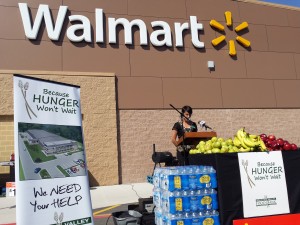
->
left=1, top=0, right=300, bottom=186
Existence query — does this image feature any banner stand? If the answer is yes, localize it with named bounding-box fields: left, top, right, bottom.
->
left=14, top=74, right=94, bottom=225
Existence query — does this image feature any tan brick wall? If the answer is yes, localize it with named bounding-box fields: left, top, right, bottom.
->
left=0, top=116, right=14, bottom=174
left=0, top=71, right=118, bottom=186
left=120, top=109, right=300, bottom=183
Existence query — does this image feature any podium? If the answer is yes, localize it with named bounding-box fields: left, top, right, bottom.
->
left=177, top=131, right=217, bottom=146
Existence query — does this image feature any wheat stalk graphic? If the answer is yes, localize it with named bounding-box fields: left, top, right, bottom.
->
left=54, top=212, right=64, bottom=225
left=242, top=159, right=255, bottom=188
left=18, top=80, right=37, bottom=119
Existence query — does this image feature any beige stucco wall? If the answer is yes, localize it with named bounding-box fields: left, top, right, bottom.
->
left=0, top=116, right=14, bottom=174
left=119, top=109, right=300, bottom=183
left=0, top=71, right=118, bottom=186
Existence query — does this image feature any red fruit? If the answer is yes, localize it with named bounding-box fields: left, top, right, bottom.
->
left=277, top=138, right=284, bottom=147
left=260, top=133, right=267, bottom=139
left=291, top=144, right=298, bottom=151
left=283, top=143, right=292, bottom=151
left=261, top=136, right=267, bottom=142
left=283, top=140, right=290, bottom=145
left=271, top=141, right=278, bottom=150
left=267, top=139, right=273, bottom=147
left=268, top=135, right=276, bottom=141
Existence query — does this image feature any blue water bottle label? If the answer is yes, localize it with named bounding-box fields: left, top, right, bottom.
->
left=210, top=173, right=217, bottom=189
left=189, top=174, right=197, bottom=189
left=190, top=196, right=198, bottom=211
left=182, top=196, right=190, bottom=212
left=191, top=218, right=201, bottom=225
left=182, top=175, right=189, bottom=190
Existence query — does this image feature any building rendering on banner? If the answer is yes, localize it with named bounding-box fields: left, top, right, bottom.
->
left=1, top=0, right=300, bottom=186
left=26, top=129, right=78, bottom=155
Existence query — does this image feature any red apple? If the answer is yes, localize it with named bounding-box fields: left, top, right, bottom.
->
left=260, top=133, right=267, bottom=139
left=261, top=136, right=267, bottom=142
left=291, top=144, right=298, bottom=151
left=283, top=143, right=292, bottom=151
left=276, top=138, right=284, bottom=147
left=271, top=141, right=278, bottom=150
left=267, top=139, right=273, bottom=147
left=268, top=135, right=276, bottom=141
left=283, top=140, right=290, bottom=145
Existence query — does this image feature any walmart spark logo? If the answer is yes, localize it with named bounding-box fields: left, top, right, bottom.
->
left=210, top=11, right=251, bottom=57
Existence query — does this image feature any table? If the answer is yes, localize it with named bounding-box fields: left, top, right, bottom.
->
left=189, top=151, right=300, bottom=225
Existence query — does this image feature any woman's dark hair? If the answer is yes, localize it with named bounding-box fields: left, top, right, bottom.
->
left=181, top=105, right=193, bottom=115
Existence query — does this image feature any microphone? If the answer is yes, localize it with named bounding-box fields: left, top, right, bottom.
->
left=198, top=120, right=213, bottom=130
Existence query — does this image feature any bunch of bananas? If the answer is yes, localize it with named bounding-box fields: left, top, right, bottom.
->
left=233, top=128, right=267, bottom=152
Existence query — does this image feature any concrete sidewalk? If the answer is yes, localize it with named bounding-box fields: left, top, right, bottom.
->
left=0, top=182, right=154, bottom=225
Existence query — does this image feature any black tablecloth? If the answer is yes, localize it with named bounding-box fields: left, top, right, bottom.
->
left=189, top=151, right=300, bottom=225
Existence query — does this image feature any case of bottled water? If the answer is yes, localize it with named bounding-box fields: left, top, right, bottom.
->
left=153, top=165, right=220, bottom=225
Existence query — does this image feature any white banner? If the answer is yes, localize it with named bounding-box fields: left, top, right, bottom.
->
left=238, top=151, right=290, bottom=218
left=14, top=75, right=94, bottom=225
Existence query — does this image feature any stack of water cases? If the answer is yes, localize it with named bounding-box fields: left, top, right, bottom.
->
left=153, top=166, right=220, bottom=225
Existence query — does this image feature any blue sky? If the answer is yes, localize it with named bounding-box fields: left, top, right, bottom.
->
left=261, top=0, right=300, bottom=7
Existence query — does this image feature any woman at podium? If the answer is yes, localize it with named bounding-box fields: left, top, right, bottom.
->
left=171, top=105, right=197, bottom=165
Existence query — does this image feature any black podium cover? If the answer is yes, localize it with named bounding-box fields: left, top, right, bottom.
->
left=189, top=151, right=300, bottom=225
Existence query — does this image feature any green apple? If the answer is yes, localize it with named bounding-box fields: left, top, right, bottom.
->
left=212, top=148, right=221, bottom=153
left=226, top=138, right=233, bottom=146
left=211, top=137, right=217, bottom=143
left=221, top=146, right=229, bottom=153
left=233, top=146, right=239, bottom=152
left=189, top=149, right=196, bottom=154
left=221, top=142, right=227, bottom=147
left=213, top=141, right=221, bottom=148
left=205, top=143, right=212, bottom=151
left=217, top=137, right=224, bottom=143
left=200, top=141, right=206, bottom=145
left=199, top=145, right=205, bottom=152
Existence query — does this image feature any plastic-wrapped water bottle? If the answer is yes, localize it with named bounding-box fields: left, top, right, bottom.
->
left=210, top=189, right=219, bottom=210
left=208, top=166, right=217, bottom=189
left=173, top=191, right=183, bottom=214
left=182, top=190, right=190, bottom=212
left=160, top=169, right=168, bottom=190
left=211, top=210, right=221, bottom=225
left=198, top=166, right=217, bottom=189
left=202, top=210, right=220, bottom=225
left=188, top=166, right=197, bottom=190
left=180, top=166, right=189, bottom=190
left=200, top=188, right=218, bottom=210
left=167, top=167, right=181, bottom=191
left=190, top=212, right=201, bottom=225
left=197, top=189, right=205, bottom=211
left=163, top=190, right=182, bottom=214
left=165, top=213, right=175, bottom=225
left=153, top=167, right=162, bottom=188
left=189, top=190, right=199, bottom=212
left=166, top=213, right=183, bottom=225
left=196, top=166, right=204, bottom=189
left=153, top=187, right=161, bottom=208
left=154, top=207, right=163, bottom=225
left=161, top=190, right=169, bottom=214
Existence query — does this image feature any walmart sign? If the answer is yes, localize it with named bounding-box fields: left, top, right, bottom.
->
left=18, top=3, right=205, bottom=48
